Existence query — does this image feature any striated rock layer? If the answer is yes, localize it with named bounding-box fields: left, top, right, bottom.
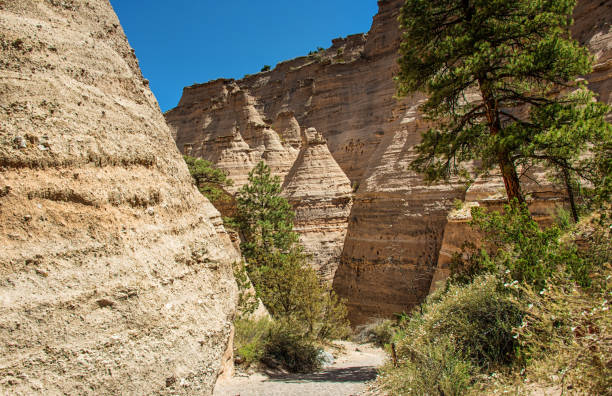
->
left=0, top=1, right=238, bottom=394
left=282, top=128, right=353, bottom=283
left=167, top=0, right=611, bottom=325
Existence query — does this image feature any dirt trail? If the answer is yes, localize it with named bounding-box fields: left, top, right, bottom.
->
left=213, top=341, right=386, bottom=396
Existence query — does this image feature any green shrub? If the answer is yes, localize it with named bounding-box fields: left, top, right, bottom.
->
left=381, top=336, right=475, bottom=396
left=233, top=317, right=328, bottom=373
left=410, top=275, right=523, bottom=368
left=183, top=155, right=233, bottom=205
left=316, top=291, right=352, bottom=341
left=263, top=322, right=323, bottom=373
left=354, top=319, right=396, bottom=347
left=260, top=65, right=271, bottom=72
left=553, top=207, right=573, bottom=230
left=479, top=236, right=611, bottom=394
left=451, top=201, right=589, bottom=289
left=234, top=317, right=273, bottom=367
left=452, top=198, right=464, bottom=211
left=377, top=275, right=525, bottom=395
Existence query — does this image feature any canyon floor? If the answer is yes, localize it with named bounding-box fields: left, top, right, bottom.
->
left=213, top=341, right=386, bottom=396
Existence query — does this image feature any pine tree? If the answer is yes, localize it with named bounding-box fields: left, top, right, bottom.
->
left=233, top=161, right=299, bottom=261
left=398, top=0, right=598, bottom=204
left=233, top=161, right=350, bottom=340
left=516, top=90, right=611, bottom=220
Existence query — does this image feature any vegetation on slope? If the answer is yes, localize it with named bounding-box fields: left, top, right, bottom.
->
left=183, top=154, right=234, bottom=208
left=229, top=162, right=350, bottom=372
left=373, top=207, right=611, bottom=395
left=382, top=1, right=612, bottom=391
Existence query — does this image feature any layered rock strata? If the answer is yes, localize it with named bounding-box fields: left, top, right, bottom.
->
left=165, top=81, right=300, bottom=193
left=0, top=1, right=238, bottom=394
left=282, top=128, right=353, bottom=282
left=167, top=0, right=611, bottom=325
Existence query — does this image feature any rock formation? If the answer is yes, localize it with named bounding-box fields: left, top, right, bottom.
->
left=167, top=0, right=611, bottom=325
left=282, top=128, right=353, bottom=283
left=165, top=81, right=300, bottom=193
left=0, top=1, right=238, bottom=394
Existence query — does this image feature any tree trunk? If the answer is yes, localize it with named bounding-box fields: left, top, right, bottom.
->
left=561, top=166, right=579, bottom=223
left=498, top=151, right=524, bottom=204
left=479, top=79, right=525, bottom=204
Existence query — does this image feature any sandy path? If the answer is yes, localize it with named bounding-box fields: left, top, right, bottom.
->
left=213, top=341, right=386, bottom=396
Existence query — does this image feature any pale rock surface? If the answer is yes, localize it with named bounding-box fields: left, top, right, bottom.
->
left=0, top=0, right=238, bottom=394
left=282, top=128, right=353, bottom=283
left=165, top=81, right=299, bottom=193
left=166, top=0, right=611, bottom=325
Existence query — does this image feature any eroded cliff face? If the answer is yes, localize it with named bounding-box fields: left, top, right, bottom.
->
left=166, top=0, right=611, bottom=325
left=0, top=0, right=238, bottom=394
left=282, top=128, right=353, bottom=283
left=166, top=0, right=408, bottom=324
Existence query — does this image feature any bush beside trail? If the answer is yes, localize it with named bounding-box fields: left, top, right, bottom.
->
left=373, top=209, right=611, bottom=395
left=230, top=162, right=350, bottom=373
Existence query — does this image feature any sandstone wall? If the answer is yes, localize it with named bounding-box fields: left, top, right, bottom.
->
left=282, top=128, right=353, bottom=283
left=166, top=0, right=611, bottom=325
left=0, top=0, right=238, bottom=394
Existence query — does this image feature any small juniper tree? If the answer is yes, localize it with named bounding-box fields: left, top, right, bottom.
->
left=184, top=155, right=233, bottom=204
left=398, top=0, right=601, bottom=205
left=233, top=161, right=298, bottom=260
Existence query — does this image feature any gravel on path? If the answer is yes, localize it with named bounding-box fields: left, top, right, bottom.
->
left=213, top=341, right=387, bottom=396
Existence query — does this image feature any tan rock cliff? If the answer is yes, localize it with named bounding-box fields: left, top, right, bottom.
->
left=165, top=80, right=299, bottom=193
left=0, top=0, right=238, bottom=394
left=166, top=0, right=611, bottom=325
left=282, top=128, right=353, bottom=283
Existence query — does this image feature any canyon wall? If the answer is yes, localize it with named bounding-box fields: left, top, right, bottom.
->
left=167, top=0, right=611, bottom=325
left=0, top=0, right=238, bottom=394
left=282, top=128, right=353, bottom=283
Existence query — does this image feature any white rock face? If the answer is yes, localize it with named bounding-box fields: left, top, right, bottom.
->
left=0, top=1, right=238, bottom=394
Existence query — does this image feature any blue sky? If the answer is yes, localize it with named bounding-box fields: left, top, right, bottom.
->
left=109, top=1, right=379, bottom=112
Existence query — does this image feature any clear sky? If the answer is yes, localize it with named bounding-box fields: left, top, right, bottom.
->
left=109, top=1, right=379, bottom=112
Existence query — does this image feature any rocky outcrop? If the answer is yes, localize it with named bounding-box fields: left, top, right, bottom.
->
left=165, top=81, right=299, bottom=193
left=167, top=0, right=611, bottom=325
left=0, top=1, right=238, bottom=394
left=282, top=128, right=353, bottom=283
